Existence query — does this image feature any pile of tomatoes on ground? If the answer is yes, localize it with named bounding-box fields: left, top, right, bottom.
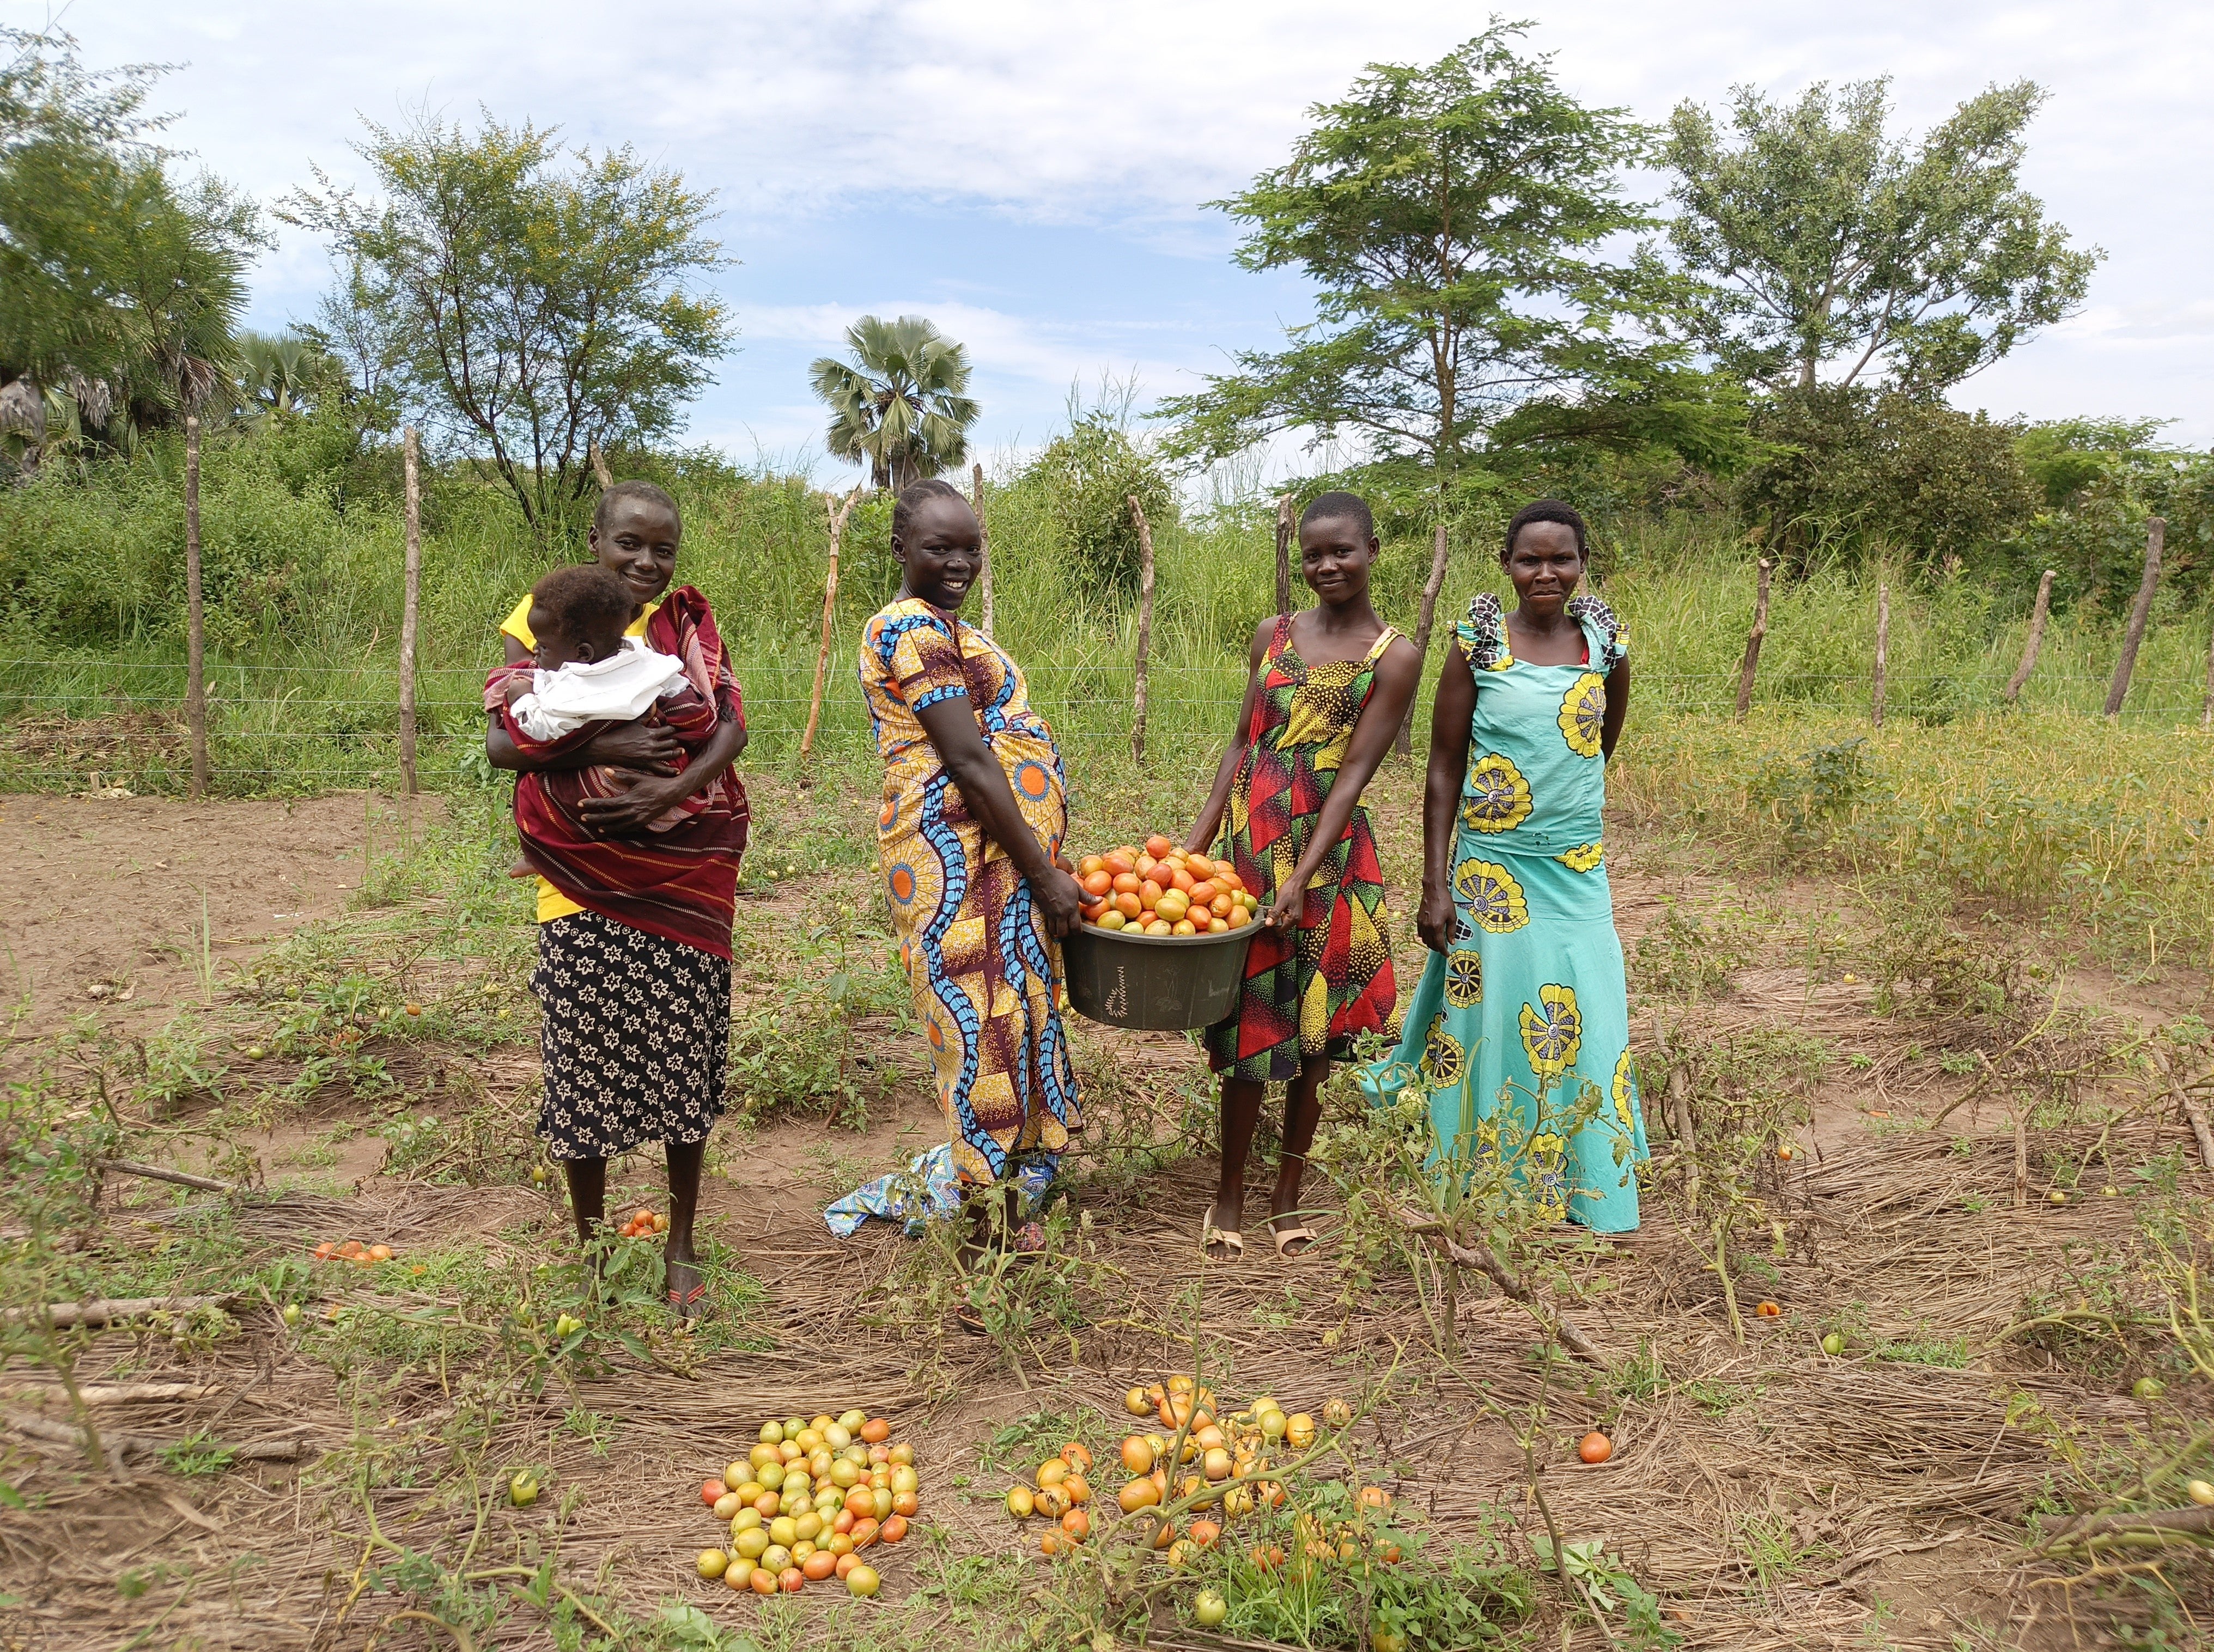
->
left=1005, top=1376, right=1354, bottom=1564
left=615, top=1206, right=668, bottom=1240
left=692, top=1410, right=912, bottom=1600
left=310, top=1239, right=394, bottom=1266
left=1074, top=834, right=1261, bottom=936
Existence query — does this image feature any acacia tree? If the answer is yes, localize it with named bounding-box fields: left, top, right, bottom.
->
left=809, top=314, right=978, bottom=492
left=1158, top=26, right=1724, bottom=663
left=1665, top=78, right=2100, bottom=394
left=283, top=114, right=732, bottom=532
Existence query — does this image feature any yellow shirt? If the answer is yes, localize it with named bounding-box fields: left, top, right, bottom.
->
left=499, top=592, right=662, bottom=923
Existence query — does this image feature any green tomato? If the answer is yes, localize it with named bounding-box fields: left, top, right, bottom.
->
left=508, top=1472, right=539, bottom=1507
left=2132, top=1376, right=2166, bottom=1401
left=1194, top=1589, right=1228, bottom=1628
left=1820, top=1332, right=1844, bottom=1357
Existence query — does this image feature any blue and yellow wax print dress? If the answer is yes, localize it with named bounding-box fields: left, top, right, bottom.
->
left=1370, top=593, right=1648, bottom=1232
left=857, top=598, right=1081, bottom=1187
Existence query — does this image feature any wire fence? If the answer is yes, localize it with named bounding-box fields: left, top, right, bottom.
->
left=1, top=649, right=2209, bottom=795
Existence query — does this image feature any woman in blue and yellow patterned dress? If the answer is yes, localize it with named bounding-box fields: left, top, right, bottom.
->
left=1374, top=500, right=1648, bottom=1232
left=855, top=479, right=1085, bottom=1266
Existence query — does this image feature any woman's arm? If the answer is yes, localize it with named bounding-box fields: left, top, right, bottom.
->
left=1182, top=619, right=1275, bottom=854
left=915, top=697, right=1085, bottom=938
left=484, top=712, right=682, bottom=775
left=1260, top=636, right=1424, bottom=931
left=575, top=707, right=748, bottom=836
left=1416, top=648, right=1477, bottom=954
left=1601, top=655, right=1631, bottom=762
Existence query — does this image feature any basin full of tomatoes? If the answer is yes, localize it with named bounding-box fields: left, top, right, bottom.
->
left=692, top=1410, right=913, bottom=1600
left=1075, top=834, right=1259, bottom=937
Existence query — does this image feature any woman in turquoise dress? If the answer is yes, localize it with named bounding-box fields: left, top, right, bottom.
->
left=1373, top=500, right=1647, bottom=1232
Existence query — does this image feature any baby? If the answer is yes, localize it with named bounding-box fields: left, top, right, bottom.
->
left=487, top=564, right=717, bottom=838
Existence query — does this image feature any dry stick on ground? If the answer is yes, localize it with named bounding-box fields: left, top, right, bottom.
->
left=398, top=426, right=423, bottom=796
left=5, top=1412, right=303, bottom=1461
left=1389, top=1206, right=1605, bottom=1364
left=3, top=1293, right=243, bottom=1329
left=100, top=1157, right=236, bottom=1194
left=2011, top=1104, right=2030, bottom=1210
left=2149, top=1046, right=2214, bottom=1172
left=799, top=486, right=863, bottom=760
left=1871, top=579, right=1889, bottom=728
left=1735, top=556, right=1774, bottom=721
left=1129, top=494, right=1158, bottom=766
left=2104, top=516, right=2165, bottom=716
left=2038, top=1504, right=2214, bottom=1549
left=971, top=462, right=994, bottom=636
left=10, top=1380, right=216, bottom=1404
left=2005, top=570, right=2058, bottom=704
left=184, top=413, right=208, bottom=798
left=1396, top=519, right=1452, bottom=755
left=1273, top=492, right=1294, bottom=617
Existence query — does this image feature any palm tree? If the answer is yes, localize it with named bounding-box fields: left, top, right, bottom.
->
left=809, top=315, right=979, bottom=491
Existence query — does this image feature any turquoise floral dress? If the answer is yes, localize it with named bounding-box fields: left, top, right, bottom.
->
left=1368, top=593, right=1648, bottom=1232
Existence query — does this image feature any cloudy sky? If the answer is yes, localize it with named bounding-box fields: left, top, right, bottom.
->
left=16, top=0, right=2212, bottom=470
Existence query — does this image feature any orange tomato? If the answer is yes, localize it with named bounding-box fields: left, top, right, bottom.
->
left=1039, top=1531, right=1062, bottom=1556
left=1145, top=834, right=1174, bottom=858
left=778, top=1566, right=804, bottom=1593
left=313, top=1242, right=336, bottom=1260
left=1120, top=1436, right=1154, bottom=1474
left=1140, top=879, right=1165, bottom=908
left=879, top=1514, right=909, bottom=1543
left=850, top=1517, right=880, bottom=1548
left=1117, top=1477, right=1160, bottom=1512
left=701, top=1479, right=726, bottom=1506
left=1578, top=1431, right=1614, bottom=1464
left=1151, top=1518, right=1176, bottom=1550
left=1060, top=1508, right=1090, bottom=1542
left=802, top=1550, right=838, bottom=1580
left=1186, top=854, right=1214, bottom=879
left=835, top=1551, right=861, bottom=1580
left=1109, top=891, right=1139, bottom=919
left=1062, top=1475, right=1090, bottom=1505
left=1226, top=906, right=1252, bottom=928
left=1078, top=855, right=1105, bottom=876
left=1061, top=1442, right=1093, bottom=1471
left=1187, top=879, right=1217, bottom=905
left=749, top=1565, right=779, bottom=1596
left=753, top=1491, right=780, bottom=1518
left=1111, top=871, right=1140, bottom=894
left=892, top=1490, right=919, bottom=1517
left=832, top=1508, right=856, bottom=1534
left=1081, top=869, right=1113, bottom=897
left=632, top=1208, right=653, bottom=1228
left=1169, top=868, right=1196, bottom=893
left=1103, top=852, right=1135, bottom=877
left=1755, top=1300, right=1782, bottom=1318
left=1188, top=1520, right=1221, bottom=1548
left=860, top=1416, right=892, bottom=1443
left=845, top=1486, right=876, bottom=1517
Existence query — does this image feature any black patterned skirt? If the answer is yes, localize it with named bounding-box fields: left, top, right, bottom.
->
left=532, top=909, right=732, bottom=1160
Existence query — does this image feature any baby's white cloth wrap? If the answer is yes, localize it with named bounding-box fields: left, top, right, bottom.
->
left=509, top=639, right=688, bottom=742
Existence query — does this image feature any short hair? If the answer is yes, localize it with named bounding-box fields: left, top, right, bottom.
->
left=892, top=477, right=969, bottom=540
left=530, top=563, right=636, bottom=651
left=1300, top=490, right=1374, bottom=541
left=1505, top=499, right=1589, bottom=559
left=593, top=479, right=680, bottom=534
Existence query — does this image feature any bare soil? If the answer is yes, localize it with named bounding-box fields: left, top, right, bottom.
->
left=1, top=790, right=2207, bottom=1652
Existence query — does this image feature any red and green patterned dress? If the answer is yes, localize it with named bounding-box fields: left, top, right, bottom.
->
left=1204, top=617, right=1402, bottom=1081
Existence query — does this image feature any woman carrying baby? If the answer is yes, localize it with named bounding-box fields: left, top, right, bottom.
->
left=483, top=481, right=749, bottom=1315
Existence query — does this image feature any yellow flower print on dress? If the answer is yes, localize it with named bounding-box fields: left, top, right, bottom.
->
left=1421, top=1013, right=1466, bottom=1090
left=1556, top=840, right=1604, bottom=873
left=1444, top=949, right=1484, bottom=1007
left=1519, top=984, right=1583, bottom=1078
left=1452, top=857, right=1530, bottom=933
left=1558, top=672, right=1606, bottom=758
left=1461, top=752, right=1533, bottom=833
left=1610, top=1048, right=1637, bottom=1129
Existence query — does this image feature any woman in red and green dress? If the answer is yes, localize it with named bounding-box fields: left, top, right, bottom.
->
left=1184, top=492, right=1420, bottom=1260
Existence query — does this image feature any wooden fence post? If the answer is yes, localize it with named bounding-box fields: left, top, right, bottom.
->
left=1397, top=517, right=1451, bottom=755
left=971, top=462, right=994, bottom=637
left=1734, top=557, right=1774, bottom=721
left=184, top=414, right=208, bottom=799
left=398, top=426, right=422, bottom=795
left=801, top=486, right=862, bottom=760
left=1129, top=495, right=1157, bottom=767
left=1273, top=493, right=1294, bottom=618
left=2004, top=569, right=2057, bottom=705
left=2202, top=612, right=2214, bottom=729
left=2103, top=517, right=2164, bottom=718
left=1871, top=580, right=1888, bottom=728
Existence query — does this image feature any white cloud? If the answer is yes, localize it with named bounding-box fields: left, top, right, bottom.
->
left=16, top=0, right=2212, bottom=441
